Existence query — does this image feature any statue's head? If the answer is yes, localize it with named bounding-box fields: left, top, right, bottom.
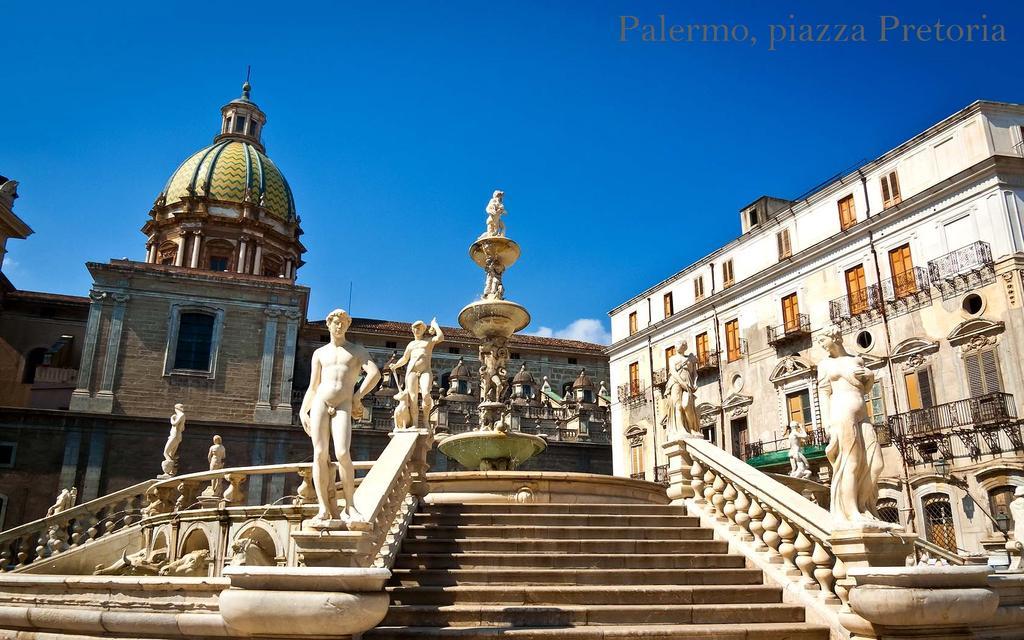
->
left=492, top=189, right=504, bottom=200
left=326, top=309, right=352, bottom=337
left=675, top=338, right=687, bottom=353
left=173, top=403, right=185, bottom=412
left=816, top=325, right=843, bottom=351
left=213, top=435, right=222, bottom=444
left=411, top=320, right=427, bottom=338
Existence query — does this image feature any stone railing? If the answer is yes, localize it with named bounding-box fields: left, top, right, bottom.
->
left=0, top=480, right=154, bottom=572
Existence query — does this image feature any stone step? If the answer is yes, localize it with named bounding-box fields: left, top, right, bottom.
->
left=381, top=603, right=807, bottom=628
left=422, top=503, right=683, bottom=516
left=366, top=622, right=830, bottom=639
left=389, top=568, right=765, bottom=587
left=400, top=537, right=727, bottom=555
left=404, top=526, right=710, bottom=541
left=412, top=513, right=698, bottom=527
left=394, top=553, right=746, bottom=570
left=386, top=584, right=783, bottom=606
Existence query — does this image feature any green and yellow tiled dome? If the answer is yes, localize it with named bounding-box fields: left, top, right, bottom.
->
left=161, top=140, right=295, bottom=220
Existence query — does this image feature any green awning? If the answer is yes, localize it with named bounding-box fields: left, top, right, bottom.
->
left=746, top=444, right=826, bottom=469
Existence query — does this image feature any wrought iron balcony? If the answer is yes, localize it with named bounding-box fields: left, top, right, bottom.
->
left=654, top=464, right=669, bottom=486
left=652, top=368, right=668, bottom=388
left=888, top=392, right=1023, bottom=466
left=880, top=267, right=932, bottom=317
left=927, top=241, right=995, bottom=300
left=829, top=284, right=882, bottom=330
left=766, top=314, right=811, bottom=347
left=696, top=351, right=720, bottom=373
left=724, top=339, right=748, bottom=364
left=743, top=426, right=827, bottom=461
left=617, top=382, right=648, bottom=408
left=630, top=472, right=646, bottom=481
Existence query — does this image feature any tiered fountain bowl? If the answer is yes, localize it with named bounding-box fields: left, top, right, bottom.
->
left=438, top=210, right=547, bottom=471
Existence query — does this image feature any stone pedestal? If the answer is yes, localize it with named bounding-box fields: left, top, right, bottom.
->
left=291, top=524, right=373, bottom=568
left=662, top=438, right=696, bottom=503
left=829, top=525, right=916, bottom=615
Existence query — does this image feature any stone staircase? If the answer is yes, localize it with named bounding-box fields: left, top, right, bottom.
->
left=367, top=501, right=830, bottom=639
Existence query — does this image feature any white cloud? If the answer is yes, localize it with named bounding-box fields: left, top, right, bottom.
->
left=528, top=318, right=611, bottom=345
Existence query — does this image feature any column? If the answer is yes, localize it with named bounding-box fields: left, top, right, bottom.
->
left=252, top=241, right=263, bottom=276
left=174, top=235, right=185, bottom=267
left=72, top=291, right=106, bottom=395
left=81, top=428, right=107, bottom=502
left=284, top=258, right=293, bottom=280
left=146, top=242, right=157, bottom=264
left=256, top=308, right=280, bottom=409
left=98, top=294, right=129, bottom=398
left=278, top=310, right=301, bottom=408
left=189, top=231, right=202, bottom=268
left=236, top=237, right=249, bottom=274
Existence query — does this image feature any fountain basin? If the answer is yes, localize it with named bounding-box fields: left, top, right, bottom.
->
left=437, top=431, right=547, bottom=471
left=458, top=299, right=530, bottom=339
left=470, top=236, right=520, bottom=269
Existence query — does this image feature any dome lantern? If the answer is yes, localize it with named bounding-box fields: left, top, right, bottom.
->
left=215, top=79, right=267, bottom=153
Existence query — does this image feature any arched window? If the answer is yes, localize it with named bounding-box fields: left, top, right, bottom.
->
left=174, top=313, right=216, bottom=371
left=989, top=485, right=1018, bottom=534
left=876, top=498, right=900, bottom=525
left=22, top=347, right=47, bottom=383
left=922, top=493, right=957, bottom=553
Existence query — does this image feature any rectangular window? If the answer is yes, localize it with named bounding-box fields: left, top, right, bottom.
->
left=0, top=442, right=15, bottom=468
left=248, top=119, right=258, bottom=136
left=628, top=311, right=638, bottom=336
left=905, top=368, right=935, bottom=411
left=722, top=260, right=735, bottom=288
left=234, top=116, right=247, bottom=133
left=781, top=293, right=800, bottom=331
left=786, top=389, right=812, bottom=428
left=663, top=292, right=674, bottom=318
left=386, top=341, right=397, bottom=349
left=865, top=381, right=885, bottom=425
left=881, top=171, right=902, bottom=209
left=664, top=345, right=676, bottom=370
left=208, top=255, right=229, bottom=271
left=628, top=361, right=640, bottom=394
left=696, top=332, right=709, bottom=364
left=510, top=352, right=521, bottom=360
left=964, top=349, right=1002, bottom=397
left=725, top=319, right=740, bottom=362
left=568, top=357, right=577, bottom=365
left=838, top=194, right=857, bottom=230
left=888, top=243, right=916, bottom=297
left=173, top=312, right=215, bottom=371
left=630, top=443, right=645, bottom=478
left=777, top=229, right=792, bottom=260
left=845, top=265, right=868, bottom=314
left=448, top=347, right=460, bottom=354
left=694, top=276, right=705, bottom=301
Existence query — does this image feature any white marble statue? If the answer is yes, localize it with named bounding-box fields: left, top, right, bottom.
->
left=46, top=487, right=77, bottom=517
left=482, top=189, right=506, bottom=238
left=161, top=404, right=186, bottom=477
left=1008, top=486, right=1024, bottom=570
left=816, top=325, right=891, bottom=528
left=786, top=421, right=813, bottom=479
left=0, top=179, right=18, bottom=210
left=598, top=381, right=608, bottom=398
left=205, top=435, right=226, bottom=496
left=300, top=309, right=381, bottom=527
left=389, top=318, right=444, bottom=430
left=483, top=256, right=506, bottom=300
left=665, top=338, right=699, bottom=437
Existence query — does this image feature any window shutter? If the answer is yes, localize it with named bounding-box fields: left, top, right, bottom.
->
left=965, top=352, right=984, bottom=397
left=981, top=349, right=1002, bottom=394
left=777, top=232, right=784, bottom=258
left=889, top=171, right=901, bottom=200
left=918, top=369, right=935, bottom=408
left=881, top=176, right=891, bottom=203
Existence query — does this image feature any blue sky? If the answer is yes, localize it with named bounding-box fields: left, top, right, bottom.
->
left=1, top=1, right=1021, bottom=344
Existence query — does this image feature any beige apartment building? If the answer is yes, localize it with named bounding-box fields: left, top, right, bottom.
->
left=608, top=100, right=1024, bottom=558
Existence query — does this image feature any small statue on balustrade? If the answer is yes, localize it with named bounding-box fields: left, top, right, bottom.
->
left=786, top=421, right=813, bottom=480
left=816, top=325, right=894, bottom=529
left=665, top=338, right=699, bottom=437
left=389, top=317, right=444, bottom=430
left=46, top=487, right=77, bottom=517
left=161, top=404, right=186, bottom=477
left=299, top=309, right=381, bottom=528
left=203, top=435, right=226, bottom=497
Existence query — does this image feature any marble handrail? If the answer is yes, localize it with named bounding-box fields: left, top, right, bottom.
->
left=0, top=480, right=155, bottom=572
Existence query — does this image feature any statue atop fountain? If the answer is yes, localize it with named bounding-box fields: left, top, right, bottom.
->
left=439, top=190, right=546, bottom=470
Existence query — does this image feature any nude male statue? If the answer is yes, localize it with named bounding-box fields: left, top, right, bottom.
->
left=300, top=309, right=381, bottom=526
left=389, top=318, right=444, bottom=430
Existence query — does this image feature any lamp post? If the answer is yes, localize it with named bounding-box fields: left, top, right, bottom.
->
left=933, top=455, right=1009, bottom=540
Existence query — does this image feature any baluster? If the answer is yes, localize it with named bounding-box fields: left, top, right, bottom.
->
left=16, top=536, right=31, bottom=567
left=794, top=530, right=816, bottom=589
left=121, top=496, right=138, bottom=528
left=223, top=473, right=248, bottom=505
left=710, top=473, right=727, bottom=521
left=777, top=517, right=798, bottom=573
left=84, top=512, right=99, bottom=543
left=35, top=530, right=48, bottom=560
left=101, top=505, right=118, bottom=536
left=176, top=479, right=202, bottom=511
left=733, top=487, right=752, bottom=540
left=761, top=507, right=782, bottom=562
left=722, top=482, right=738, bottom=526
left=832, top=556, right=851, bottom=611
left=811, top=539, right=837, bottom=602
left=747, top=497, right=767, bottom=551
left=0, top=548, right=11, bottom=572
left=689, top=459, right=705, bottom=504
left=701, top=469, right=716, bottom=510
left=69, top=516, right=86, bottom=547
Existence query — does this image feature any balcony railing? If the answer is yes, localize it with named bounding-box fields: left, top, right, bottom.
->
left=766, top=314, right=811, bottom=347
left=617, top=383, right=648, bottom=408
left=630, top=472, right=646, bottom=481
left=743, top=426, right=827, bottom=461
left=723, top=339, right=747, bottom=364
left=828, top=284, right=882, bottom=329
left=880, top=267, right=932, bottom=317
left=927, top=241, right=995, bottom=299
left=654, top=464, right=669, bottom=486
left=888, top=392, right=1023, bottom=466
left=695, top=351, right=720, bottom=373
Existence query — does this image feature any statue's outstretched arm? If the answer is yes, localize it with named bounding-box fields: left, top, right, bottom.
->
left=431, top=317, right=444, bottom=344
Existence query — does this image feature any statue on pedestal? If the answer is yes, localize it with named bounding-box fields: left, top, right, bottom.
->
left=1007, top=486, right=1024, bottom=570
left=665, top=339, right=699, bottom=437
left=481, top=189, right=506, bottom=238
left=483, top=256, right=506, bottom=300
left=786, top=421, right=813, bottom=479
left=46, top=487, right=77, bottom=517
left=204, top=435, right=226, bottom=496
left=299, top=309, right=381, bottom=528
left=161, top=404, right=186, bottom=477
left=389, top=318, right=444, bottom=430
left=816, top=325, right=891, bottom=528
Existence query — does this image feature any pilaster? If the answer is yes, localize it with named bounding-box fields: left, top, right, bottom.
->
left=69, top=291, right=107, bottom=412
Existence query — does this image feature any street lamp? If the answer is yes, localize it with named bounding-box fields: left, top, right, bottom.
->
left=995, top=511, right=1010, bottom=535
left=933, top=456, right=949, bottom=478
